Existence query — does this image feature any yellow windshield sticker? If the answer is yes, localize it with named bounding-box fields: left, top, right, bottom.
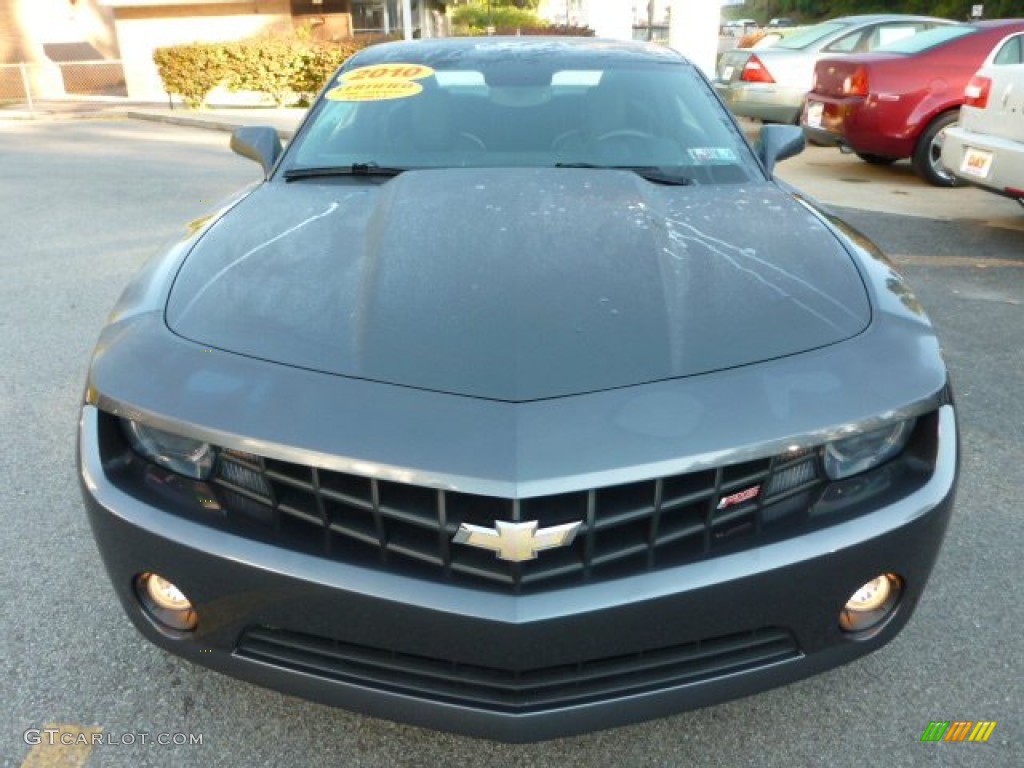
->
left=341, top=63, right=434, bottom=83
left=326, top=80, right=424, bottom=102
left=327, top=63, right=434, bottom=101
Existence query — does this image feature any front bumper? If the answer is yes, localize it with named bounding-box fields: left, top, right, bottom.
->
left=79, top=405, right=958, bottom=741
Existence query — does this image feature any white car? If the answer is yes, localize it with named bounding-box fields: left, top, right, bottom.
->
left=942, top=31, right=1024, bottom=205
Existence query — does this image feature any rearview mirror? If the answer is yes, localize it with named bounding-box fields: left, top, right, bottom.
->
left=230, top=126, right=283, bottom=176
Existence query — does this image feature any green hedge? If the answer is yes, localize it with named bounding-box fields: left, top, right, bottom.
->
left=154, top=26, right=599, bottom=109
left=452, top=6, right=543, bottom=31
left=153, top=35, right=381, bottom=109
left=153, top=43, right=231, bottom=109
left=491, top=24, right=595, bottom=36
left=450, top=6, right=594, bottom=37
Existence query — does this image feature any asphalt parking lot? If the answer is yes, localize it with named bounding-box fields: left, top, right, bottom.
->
left=1, top=112, right=1021, bottom=767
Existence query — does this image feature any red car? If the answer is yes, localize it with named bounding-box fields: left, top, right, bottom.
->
left=802, top=20, right=1024, bottom=186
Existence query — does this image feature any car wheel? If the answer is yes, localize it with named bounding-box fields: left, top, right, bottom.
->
left=912, top=111, right=962, bottom=187
left=856, top=152, right=897, bottom=166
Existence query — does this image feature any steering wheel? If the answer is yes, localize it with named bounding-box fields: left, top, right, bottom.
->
left=594, top=129, right=658, bottom=143
left=458, top=132, right=487, bottom=150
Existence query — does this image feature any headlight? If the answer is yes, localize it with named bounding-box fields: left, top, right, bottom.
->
left=122, top=419, right=216, bottom=480
left=822, top=419, right=915, bottom=480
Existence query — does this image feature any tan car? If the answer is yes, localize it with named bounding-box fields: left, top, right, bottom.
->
left=942, top=31, right=1024, bottom=205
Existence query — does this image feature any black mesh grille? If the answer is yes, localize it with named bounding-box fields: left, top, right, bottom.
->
left=209, top=447, right=825, bottom=591
left=235, top=625, right=801, bottom=712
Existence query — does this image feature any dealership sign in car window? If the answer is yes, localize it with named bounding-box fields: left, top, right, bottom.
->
left=326, top=63, right=435, bottom=101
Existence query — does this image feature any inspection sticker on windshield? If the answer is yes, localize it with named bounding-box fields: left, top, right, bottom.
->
left=327, top=63, right=435, bottom=101
left=688, top=147, right=738, bottom=164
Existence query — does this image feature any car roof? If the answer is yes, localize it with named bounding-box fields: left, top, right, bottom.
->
left=346, top=36, right=689, bottom=68
left=829, top=14, right=949, bottom=23
left=972, top=18, right=1024, bottom=28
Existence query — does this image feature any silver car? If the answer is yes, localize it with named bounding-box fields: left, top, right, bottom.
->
left=715, top=14, right=952, bottom=124
left=942, top=30, right=1024, bottom=204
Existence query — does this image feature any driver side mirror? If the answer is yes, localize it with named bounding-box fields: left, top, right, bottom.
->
left=756, top=124, right=805, bottom=176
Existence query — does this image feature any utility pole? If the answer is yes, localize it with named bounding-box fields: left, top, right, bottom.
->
left=402, top=0, right=413, bottom=39
left=668, top=0, right=718, bottom=76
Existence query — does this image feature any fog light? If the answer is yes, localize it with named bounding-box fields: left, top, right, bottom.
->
left=136, top=572, right=198, bottom=632
left=840, top=573, right=901, bottom=634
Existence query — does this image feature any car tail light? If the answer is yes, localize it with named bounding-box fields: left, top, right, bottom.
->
left=740, top=55, right=775, bottom=84
left=842, top=66, right=869, bottom=96
left=964, top=75, right=991, bottom=108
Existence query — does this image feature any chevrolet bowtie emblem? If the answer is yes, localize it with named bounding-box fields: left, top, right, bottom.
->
left=453, top=520, right=582, bottom=562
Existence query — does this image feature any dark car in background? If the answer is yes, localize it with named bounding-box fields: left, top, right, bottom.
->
left=803, top=19, right=1024, bottom=186
left=78, top=37, right=958, bottom=742
left=715, top=15, right=951, bottom=125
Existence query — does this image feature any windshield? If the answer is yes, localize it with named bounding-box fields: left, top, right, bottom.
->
left=874, top=24, right=975, bottom=53
left=773, top=21, right=849, bottom=49
left=281, top=47, right=759, bottom=185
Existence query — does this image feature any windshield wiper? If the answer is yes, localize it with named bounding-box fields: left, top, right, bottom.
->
left=555, top=163, right=694, bottom=186
left=284, top=163, right=407, bottom=182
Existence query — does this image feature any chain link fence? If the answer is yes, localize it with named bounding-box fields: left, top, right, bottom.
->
left=0, top=59, right=127, bottom=110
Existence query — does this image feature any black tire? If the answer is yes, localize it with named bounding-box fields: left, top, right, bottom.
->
left=912, top=111, right=963, bottom=187
left=856, top=152, right=897, bottom=165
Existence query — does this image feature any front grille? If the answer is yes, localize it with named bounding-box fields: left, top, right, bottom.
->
left=236, top=626, right=801, bottom=712
left=209, top=447, right=825, bottom=591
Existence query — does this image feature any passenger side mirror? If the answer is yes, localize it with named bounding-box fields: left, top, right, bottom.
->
left=230, top=126, right=283, bottom=176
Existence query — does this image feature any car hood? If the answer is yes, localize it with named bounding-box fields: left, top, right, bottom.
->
left=166, top=168, right=870, bottom=402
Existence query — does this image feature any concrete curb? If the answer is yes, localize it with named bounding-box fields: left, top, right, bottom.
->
left=0, top=109, right=49, bottom=120
left=115, top=109, right=297, bottom=140
left=1, top=103, right=299, bottom=139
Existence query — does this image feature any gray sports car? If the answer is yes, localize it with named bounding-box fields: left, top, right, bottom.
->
left=78, top=37, right=958, bottom=742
